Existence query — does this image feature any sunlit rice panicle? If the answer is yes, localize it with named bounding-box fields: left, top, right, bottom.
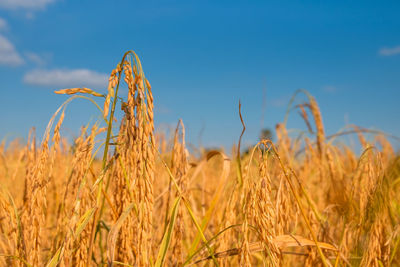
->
left=353, top=125, right=368, bottom=148
left=0, top=190, right=19, bottom=266
left=51, top=129, right=87, bottom=262
left=103, top=95, right=111, bottom=120
left=58, top=125, right=98, bottom=267
left=308, top=96, right=325, bottom=157
left=344, top=146, right=358, bottom=170
left=275, top=123, right=291, bottom=160
left=52, top=111, right=64, bottom=152
left=298, top=103, right=313, bottom=133
left=23, top=129, right=50, bottom=266
left=375, top=135, right=395, bottom=162
left=240, top=147, right=281, bottom=267
left=138, top=72, right=156, bottom=267
left=354, top=149, right=377, bottom=224
left=358, top=151, right=393, bottom=267
left=276, top=173, right=297, bottom=235
left=48, top=111, right=65, bottom=180
left=110, top=56, right=156, bottom=266
left=54, top=87, right=103, bottom=97
left=239, top=153, right=252, bottom=266
left=112, top=119, right=137, bottom=264
left=170, top=120, right=189, bottom=266
left=104, top=64, right=121, bottom=119
left=303, top=209, right=321, bottom=266
left=220, top=182, right=239, bottom=266
left=239, top=218, right=252, bottom=267
left=23, top=128, right=36, bottom=207
left=360, top=217, right=388, bottom=267
left=304, top=248, right=318, bottom=267
left=325, top=148, right=347, bottom=206
left=251, top=153, right=280, bottom=266
left=72, top=127, right=98, bottom=267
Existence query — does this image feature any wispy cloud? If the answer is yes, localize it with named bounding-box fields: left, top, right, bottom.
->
left=0, top=0, right=55, bottom=10
left=0, top=17, right=7, bottom=31
left=23, top=68, right=108, bottom=88
left=0, top=34, right=24, bottom=66
left=379, top=45, right=400, bottom=56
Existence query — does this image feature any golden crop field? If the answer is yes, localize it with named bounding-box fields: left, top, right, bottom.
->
left=0, top=51, right=399, bottom=267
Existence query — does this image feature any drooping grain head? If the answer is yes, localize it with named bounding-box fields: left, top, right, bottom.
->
left=109, top=55, right=156, bottom=267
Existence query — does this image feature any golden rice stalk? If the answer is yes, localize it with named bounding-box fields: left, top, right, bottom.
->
left=0, top=189, right=19, bottom=266
left=324, top=148, right=347, bottom=206
left=52, top=111, right=64, bottom=151
left=170, top=120, right=189, bottom=266
left=57, top=125, right=98, bottom=267
left=360, top=217, right=388, bottom=267
left=353, top=125, right=368, bottom=148
left=298, top=103, right=313, bottom=133
left=107, top=202, right=136, bottom=266
left=110, top=55, right=156, bottom=267
left=48, top=111, right=65, bottom=181
left=354, top=149, right=378, bottom=225
left=275, top=123, right=291, bottom=160
left=358, top=151, right=392, bottom=267
left=104, top=64, right=121, bottom=119
left=22, top=130, right=50, bottom=266
left=308, top=96, right=325, bottom=157
left=304, top=248, right=318, bottom=267
left=251, top=153, right=280, bottom=266
left=239, top=145, right=255, bottom=266
left=103, top=94, right=111, bottom=120
left=22, top=128, right=36, bottom=210
left=73, top=127, right=98, bottom=267
left=219, top=184, right=239, bottom=267
left=375, top=135, right=395, bottom=163
left=239, top=218, right=252, bottom=267
left=111, top=119, right=137, bottom=264
left=54, top=87, right=103, bottom=97
left=135, top=67, right=156, bottom=267
left=276, top=172, right=298, bottom=235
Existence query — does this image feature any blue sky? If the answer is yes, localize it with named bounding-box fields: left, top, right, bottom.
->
left=0, top=0, right=399, bottom=150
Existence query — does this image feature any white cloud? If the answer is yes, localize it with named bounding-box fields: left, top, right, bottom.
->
left=0, top=34, right=24, bottom=66
left=0, top=17, right=7, bottom=31
left=23, top=68, right=109, bottom=88
left=379, top=45, right=400, bottom=56
left=0, top=0, right=55, bottom=10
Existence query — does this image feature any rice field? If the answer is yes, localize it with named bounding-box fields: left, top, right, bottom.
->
left=0, top=51, right=399, bottom=266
